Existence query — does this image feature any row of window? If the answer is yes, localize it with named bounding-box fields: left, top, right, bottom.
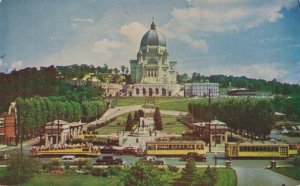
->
left=146, top=69, right=157, bottom=77
left=239, top=146, right=286, bottom=152
left=147, top=144, right=204, bottom=150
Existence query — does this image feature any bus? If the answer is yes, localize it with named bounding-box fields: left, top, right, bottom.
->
left=225, top=142, right=289, bottom=159
left=31, top=143, right=100, bottom=157
left=146, top=141, right=206, bottom=156
left=288, top=144, right=299, bottom=156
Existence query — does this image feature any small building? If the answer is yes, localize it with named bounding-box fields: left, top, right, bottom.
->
left=184, top=82, right=219, bottom=97
left=274, top=112, right=286, bottom=122
left=191, top=120, right=228, bottom=145
left=43, top=120, right=84, bottom=145
left=0, top=102, right=17, bottom=146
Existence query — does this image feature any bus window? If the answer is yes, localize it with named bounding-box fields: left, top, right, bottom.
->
left=147, top=145, right=156, bottom=150
left=196, top=145, right=203, bottom=150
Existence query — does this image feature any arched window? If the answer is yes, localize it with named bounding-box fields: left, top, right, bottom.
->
left=149, top=88, right=153, bottom=96
left=162, top=88, right=166, bottom=96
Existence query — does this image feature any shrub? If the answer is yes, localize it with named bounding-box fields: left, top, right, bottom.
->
left=167, top=165, right=179, bottom=173
left=107, top=166, right=122, bottom=176
left=4, top=154, right=41, bottom=185
left=75, top=159, right=91, bottom=169
left=91, top=168, right=105, bottom=176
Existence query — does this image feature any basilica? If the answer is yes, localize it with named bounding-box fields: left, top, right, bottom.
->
left=129, top=20, right=181, bottom=97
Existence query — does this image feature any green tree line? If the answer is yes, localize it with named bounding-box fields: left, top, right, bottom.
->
left=177, top=73, right=300, bottom=94
left=0, top=65, right=103, bottom=113
left=188, top=98, right=275, bottom=139
left=16, top=96, right=104, bottom=139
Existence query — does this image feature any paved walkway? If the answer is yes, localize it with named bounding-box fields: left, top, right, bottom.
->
left=232, top=160, right=300, bottom=186
left=84, top=105, right=188, bottom=129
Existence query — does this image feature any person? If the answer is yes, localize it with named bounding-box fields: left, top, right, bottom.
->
left=136, top=138, right=139, bottom=143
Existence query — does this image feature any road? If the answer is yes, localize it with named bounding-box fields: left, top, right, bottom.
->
left=232, top=159, right=300, bottom=186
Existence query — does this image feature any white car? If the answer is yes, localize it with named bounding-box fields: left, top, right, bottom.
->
left=61, top=155, right=76, bottom=163
left=281, top=129, right=289, bottom=134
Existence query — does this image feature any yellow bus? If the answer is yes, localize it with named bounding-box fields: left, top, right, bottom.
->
left=225, top=142, right=289, bottom=158
left=146, top=141, right=206, bottom=156
left=31, top=144, right=100, bottom=157
left=288, top=144, right=298, bottom=156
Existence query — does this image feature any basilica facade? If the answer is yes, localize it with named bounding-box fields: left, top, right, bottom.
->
left=129, top=20, right=181, bottom=97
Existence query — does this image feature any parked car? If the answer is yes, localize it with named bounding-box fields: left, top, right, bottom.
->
left=135, top=148, right=145, bottom=157
left=140, top=156, right=165, bottom=165
left=123, top=147, right=137, bottom=154
left=182, top=152, right=207, bottom=162
left=61, top=155, right=76, bottom=163
left=94, top=155, right=125, bottom=165
left=101, top=146, right=116, bottom=154
left=281, top=129, right=289, bottom=134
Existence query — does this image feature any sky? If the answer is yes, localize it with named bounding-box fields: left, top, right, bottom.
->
left=0, top=0, right=300, bottom=84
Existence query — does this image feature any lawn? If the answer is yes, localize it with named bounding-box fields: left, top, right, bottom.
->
left=116, top=97, right=205, bottom=112
left=196, top=168, right=237, bottom=186
left=116, top=97, right=146, bottom=106
left=23, top=168, right=236, bottom=186
left=96, top=112, right=188, bottom=135
left=24, top=173, right=120, bottom=186
left=215, top=168, right=237, bottom=186
left=95, top=113, right=128, bottom=134
left=273, top=166, right=300, bottom=181
left=162, top=115, right=189, bottom=134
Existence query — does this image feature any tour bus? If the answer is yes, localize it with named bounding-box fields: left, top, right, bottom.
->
left=31, top=143, right=100, bottom=157
left=225, top=142, right=289, bottom=158
left=146, top=141, right=206, bottom=156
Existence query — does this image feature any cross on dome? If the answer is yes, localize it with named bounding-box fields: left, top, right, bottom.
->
left=151, top=17, right=156, bottom=30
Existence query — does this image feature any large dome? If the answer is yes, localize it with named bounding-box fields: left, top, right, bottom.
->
left=140, top=21, right=166, bottom=48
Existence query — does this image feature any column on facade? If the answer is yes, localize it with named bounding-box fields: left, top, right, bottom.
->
left=45, top=134, right=49, bottom=145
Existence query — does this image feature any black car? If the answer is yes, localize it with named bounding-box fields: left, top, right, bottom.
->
left=100, top=146, right=116, bottom=154
left=94, top=155, right=125, bottom=165
left=182, top=152, right=207, bottom=162
left=140, top=156, right=165, bottom=165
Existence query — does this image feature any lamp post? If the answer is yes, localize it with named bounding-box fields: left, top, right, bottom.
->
left=208, top=89, right=211, bottom=153
left=214, top=152, right=217, bottom=166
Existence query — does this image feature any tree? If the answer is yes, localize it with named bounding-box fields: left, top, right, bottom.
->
left=125, top=113, right=133, bottom=131
left=173, top=159, right=199, bottom=186
left=4, top=153, right=41, bottom=185
left=121, top=161, right=164, bottom=186
left=177, top=73, right=190, bottom=84
left=121, top=65, right=126, bottom=73
left=199, top=166, right=217, bottom=186
left=153, top=107, right=163, bottom=130
left=133, top=111, right=139, bottom=123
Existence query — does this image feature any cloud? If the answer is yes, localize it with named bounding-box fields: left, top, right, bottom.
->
left=162, top=0, right=297, bottom=51
left=194, top=63, right=289, bottom=82
left=10, top=60, right=23, bottom=70
left=0, top=59, right=3, bottom=67
left=119, top=22, right=147, bottom=49
left=92, top=39, right=124, bottom=54
left=73, top=18, right=94, bottom=23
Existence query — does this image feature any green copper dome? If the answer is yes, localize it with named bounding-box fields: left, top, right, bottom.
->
left=140, top=20, right=166, bottom=48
